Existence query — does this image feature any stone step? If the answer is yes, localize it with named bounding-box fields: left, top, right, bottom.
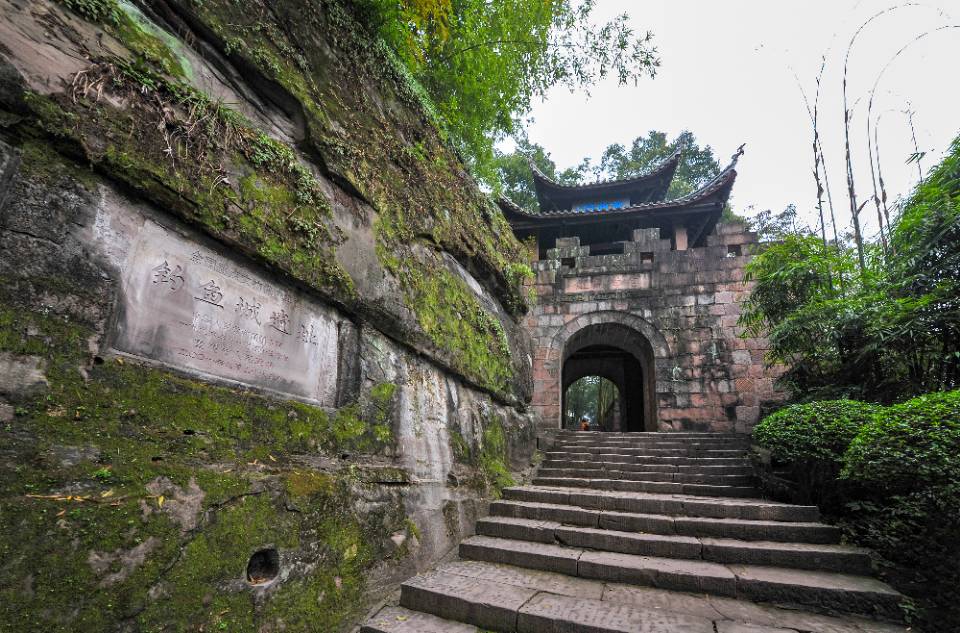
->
left=556, top=432, right=749, bottom=438
left=557, top=439, right=750, bottom=447
left=554, top=448, right=749, bottom=456
left=541, top=460, right=754, bottom=476
left=399, top=566, right=538, bottom=631
left=501, top=486, right=815, bottom=521
left=557, top=438, right=751, bottom=445
left=560, top=434, right=745, bottom=440
left=490, top=500, right=841, bottom=543
left=550, top=447, right=748, bottom=457
left=518, top=592, right=715, bottom=633
left=386, top=561, right=908, bottom=633
left=475, top=517, right=872, bottom=574
left=361, top=606, right=478, bottom=633
left=400, top=567, right=718, bottom=632
left=532, top=476, right=758, bottom=498
left=537, top=467, right=754, bottom=485
left=459, top=536, right=902, bottom=619
left=544, top=452, right=751, bottom=466
left=555, top=440, right=750, bottom=450
left=547, top=446, right=750, bottom=458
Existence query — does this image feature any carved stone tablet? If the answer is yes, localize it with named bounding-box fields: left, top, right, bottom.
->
left=94, top=195, right=340, bottom=406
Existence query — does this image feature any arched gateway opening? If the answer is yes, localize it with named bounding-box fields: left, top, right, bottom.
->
left=561, top=322, right=658, bottom=432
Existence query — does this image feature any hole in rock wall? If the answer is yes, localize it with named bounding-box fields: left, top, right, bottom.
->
left=561, top=257, right=576, bottom=268
left=246, top=547, right=280, bottom=586
left=727, top=245, right=742, bottom=257
left=640, top=252, right=654, bottom=263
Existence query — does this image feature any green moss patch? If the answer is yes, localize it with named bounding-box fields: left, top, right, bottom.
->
left=0, top=296, right=410, bottom=630
left=446, top=413, right=515, bottom=498
left=11, top=0, right=534, bottom=400
left=383, top=250, right=514, bottom=394
left=13, top=56, right=354, bottom=302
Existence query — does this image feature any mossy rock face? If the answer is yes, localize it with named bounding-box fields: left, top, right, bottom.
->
left=0, top=308, right=411, bottom=631
left=0, top=2, right=540, bottom=627
left=1, top=463, right=412, bottom=632
left=0, top=0, right=533, bottom=402
left=0, top=239, right=529, bottom=631
left=0, top=129, right=537, bottom=630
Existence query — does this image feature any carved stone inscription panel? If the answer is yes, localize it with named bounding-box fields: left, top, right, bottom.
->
left=94, top=198, right=340, bottom=405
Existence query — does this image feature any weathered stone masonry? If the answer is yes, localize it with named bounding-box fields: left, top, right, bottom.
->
left=501, top=152, right=785, bottom=433
left=525, top=223, right=783, bottom=433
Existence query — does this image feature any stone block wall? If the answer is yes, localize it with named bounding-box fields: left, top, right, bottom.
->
left=527, top=223, right=785, bottom=433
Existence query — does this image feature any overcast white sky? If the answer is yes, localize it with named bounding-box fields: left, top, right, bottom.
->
left=519, top=0, right=960, bottom=237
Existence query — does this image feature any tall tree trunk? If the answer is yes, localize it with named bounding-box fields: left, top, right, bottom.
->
left=874, top=114, right=895, bottom=255
left=843, top=97, right=867, bottom=272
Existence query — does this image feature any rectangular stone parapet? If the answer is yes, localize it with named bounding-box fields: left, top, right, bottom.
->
left=533, top=260, right=561, bottom=271
left=706, top=232, right=759, bottom=247
left=625, top=228, right=671, bottom=254
left=623, top=239, right=672, bottom=254
left=546, top=246, right=591, bottom=260
left=631, top=228, right=661, bottom=245
left=718, top=222, right=749, bottom=235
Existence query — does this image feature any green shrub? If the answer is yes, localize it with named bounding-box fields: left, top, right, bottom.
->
left=753, top=400, right=880, bottom=462
left=842, top=390, right=960, bottom=492
left=753, top=392, right=960, bottom=628
left=838, top=391, right=960, bottom=629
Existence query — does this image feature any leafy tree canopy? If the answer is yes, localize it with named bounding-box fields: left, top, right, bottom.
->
left=596, top=130, right=721, bottom=198
left=492, top=133, right=588, bottom=210
left=358, top=0, right=659, bottom=182
left=739, top=135, right=960, bottom=401
left=748, top=204, right=803, bottom=242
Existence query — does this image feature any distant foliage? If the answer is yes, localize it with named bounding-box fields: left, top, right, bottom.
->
left=748, top=204, right=804, bottom=242
left=493, top=135, right=587, bottom=210
left=358, top=0, right=659, bottom=183
left=564, top=375, right=618, bottom=430
left=597, top=130, right=721, bottom=199
left=494, top=130, right=725, bottom=212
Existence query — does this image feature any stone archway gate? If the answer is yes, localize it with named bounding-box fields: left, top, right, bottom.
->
left=554, top=312, right=667, bottom=432
left=524, top=225, right=784, bottom=433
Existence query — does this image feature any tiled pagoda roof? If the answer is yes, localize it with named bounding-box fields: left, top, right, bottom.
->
left=530, top=150, right=681, bottom=197
left=500, top=150, right=740, bottom=223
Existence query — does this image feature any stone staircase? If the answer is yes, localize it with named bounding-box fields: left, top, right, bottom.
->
left=362, top=431, right=908, bottom=633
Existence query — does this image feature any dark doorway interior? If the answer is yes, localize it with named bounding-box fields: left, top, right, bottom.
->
left=562, top=323, right=657, bottom=431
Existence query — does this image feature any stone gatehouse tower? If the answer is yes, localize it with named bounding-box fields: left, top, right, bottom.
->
left=500, top=150, right=783, bottom=434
